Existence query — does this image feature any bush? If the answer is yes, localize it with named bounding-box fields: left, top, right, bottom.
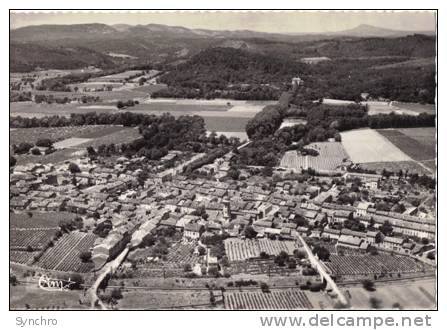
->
left=79, top=251, right=92, bottom=263
left=36, top=138, right=53, bottom=148
left=31, top=147, right=41, bottom=155
left=183, top=263, right=192, bottom=272
left=14, top=142, right=33, bottom=154
left=362, top=279, right=375, bottom=292
left=111, top=288, right=123, bottom=300
left=260, top=282, right=270, bottom=293
left=68, top=162, right=81, bottom=174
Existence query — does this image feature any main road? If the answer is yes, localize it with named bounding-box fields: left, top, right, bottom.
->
left=297, top=234, right=349, bottom=307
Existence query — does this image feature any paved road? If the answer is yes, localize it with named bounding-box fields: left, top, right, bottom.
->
left=297, top=234, right=349, bottom=307
left=88, top=246, right=130, bottom=309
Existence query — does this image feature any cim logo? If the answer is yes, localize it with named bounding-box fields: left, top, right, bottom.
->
left=38, top=274, right=75, bottom=292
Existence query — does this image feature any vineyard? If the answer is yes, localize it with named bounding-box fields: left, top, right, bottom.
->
left=325, top=253, right=432, bottom=276
left=224, top=238, right=301, bottom=262
left=10, top=250, right=39, bottom=264
left=35, top=231, right=96, bottom=273
left=225, top=289, right=314, bottom=310
left=228, top=259, right=305, bottom=276
left=10, top=228, right=59, bottom=251
left=280, top=142, right=349, bottom=172
left=10, top=211, right=74, bottom=229
left=164, top=242, right=201, bottom=265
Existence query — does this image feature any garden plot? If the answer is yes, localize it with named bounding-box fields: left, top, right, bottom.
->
left=340, top=128, right=411, bottom=163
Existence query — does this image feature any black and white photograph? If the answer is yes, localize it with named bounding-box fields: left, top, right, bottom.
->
left=8, top=9, right=437, bottom=314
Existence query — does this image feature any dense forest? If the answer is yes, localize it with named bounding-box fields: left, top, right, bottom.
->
left=153, top=42, right=435, bottom=103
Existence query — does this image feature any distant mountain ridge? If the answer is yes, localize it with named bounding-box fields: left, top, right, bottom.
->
left=11, top=23, right=435, bottom=41
left=328, top=24, right=435, bottom=37
left=9, top=23, right=436, bottom=72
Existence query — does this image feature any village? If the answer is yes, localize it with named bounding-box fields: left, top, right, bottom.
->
left=10, top=141, right=436, bottom=309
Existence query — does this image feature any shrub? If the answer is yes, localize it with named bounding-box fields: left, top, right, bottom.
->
left=31, top=147, right=41, bottom=155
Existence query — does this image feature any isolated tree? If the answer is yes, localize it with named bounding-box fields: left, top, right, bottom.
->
left=362, top=279, right=375, bottom=292
left=31, top=147, right=41, bottom=155
left=111, top=288, right=123, bottom=300
left=79, top=251, right=92, bottom=263
left=68, top=162, right=81, bottom=174
left=369, top=297, right=382, bottom=309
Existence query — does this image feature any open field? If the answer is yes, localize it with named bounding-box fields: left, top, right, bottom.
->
left=93, top=70, right=144, bottom=82
left=279, top=118, right=308, bottom=129
left=203, top=116, right=249, bottom=132
left=77, top=127, right=141, bottom=148
left=208, top=131, right=248, bottom=140
left=396, top=127, right=436, bottom=149
left=372, top=57, right=435, bottom=70
left=14, top=148, right=86, bottom=165
left=377, top=129, right=435, bottom=161
left=340, top=129, right=411, bottom=163
left=10, top=126, right=114, bottom=145
left=391, top=102, right=436, bottom=114
left=359, top=160, right=433, bottom=176
left=54, top=138, right=91, bottom=149
left=10, top=284, right=88, bottom=310
left=117, top=290, right=216, bottom=310
left=11, top=126, right=141, bottom=164
left=10, top=212, right=75, bottom=229
left=345, top=278, right=436, bottom=310
left=131, top=84, right=167, bottom=94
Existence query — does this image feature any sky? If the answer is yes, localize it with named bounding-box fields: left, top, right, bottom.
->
left=10, top=11, right=436, bottom=33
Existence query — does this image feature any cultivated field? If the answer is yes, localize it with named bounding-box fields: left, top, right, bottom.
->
left=280, top=142, right=349, bottom=172
left=10, top=211, right=75, bottom=229
left=35, top=231, right=96, bottom=273
left=10, top=228, right=59, bottom=251
left=360, top=161, right=432, bottom=176
left=367, top=101, right=435, bottom=116
left=10, top=126, right=117, bottom=146
left=93, top=70, right=144, bottom=82
left=225, top=289, right=314, bottom=310
left=54, top=138, right=92, bottom=149
left=117, top=290, right=215, bottom=310
left=377, top=129, right=435, bottom=161
left=11, top=126, right=141, bottom=165
left=204, top=116, right=249, bottom=132
left=225, top=238, right=301, bottom=262
left=340, top=128, right=411, bottom=163
left=345, top=278, right=436, bottom=310
left=325, top=254, right=433, bottom=277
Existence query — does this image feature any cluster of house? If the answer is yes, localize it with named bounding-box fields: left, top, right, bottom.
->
left=10, top=154, right=436, bottom=271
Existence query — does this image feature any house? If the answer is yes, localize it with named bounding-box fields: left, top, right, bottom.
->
left=183, top=223, right=202, bottom=240
left=332, top=210, right=352, bottom=224
left=381, top=236, right=404, bottom=250
left=321, top=227, right=340, bottom=240
left=336, top=235, right=363, bottom=249
left=354, top=202, right=371, bottom=217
